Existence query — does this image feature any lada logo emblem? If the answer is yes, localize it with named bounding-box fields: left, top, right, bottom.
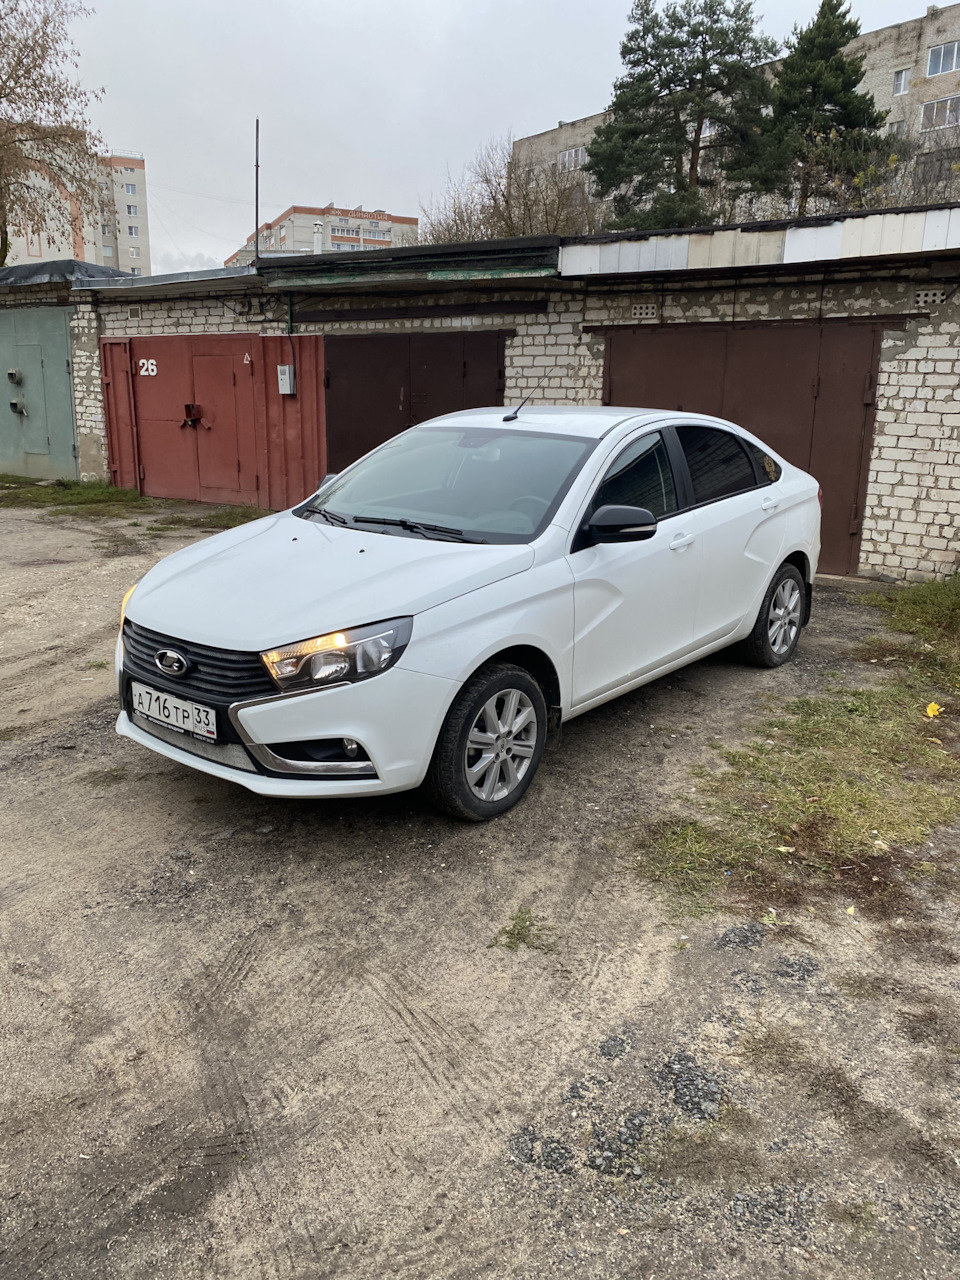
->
left=155, top=648, right=189, bottom=676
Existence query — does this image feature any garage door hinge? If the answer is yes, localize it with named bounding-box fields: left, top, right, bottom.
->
left=812, top=375, right=820, bottom=398
left=323, top=372, right=330, bottom=389
left=863, top=372, right=875, bottom=405
left=849, top=503, right=860, bottom=535
left=138, top=463, right=145, bottom=480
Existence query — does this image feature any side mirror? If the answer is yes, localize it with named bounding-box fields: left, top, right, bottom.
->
left=587, top=504, right=657, bottom=544
left=319, top=472, right=338, bottom=487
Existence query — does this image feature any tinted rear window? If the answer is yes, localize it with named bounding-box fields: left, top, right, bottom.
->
left=744, top=439, right=783, bottom=484
left=676, top=425, right=757, bottom=504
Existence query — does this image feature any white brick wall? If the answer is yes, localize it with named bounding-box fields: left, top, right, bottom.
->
left=73, top=275, right=960, bottom=581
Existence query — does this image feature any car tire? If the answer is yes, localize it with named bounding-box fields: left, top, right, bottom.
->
left=425, top=663, right=547, bottom=821
left=744, top=563, right=806, bottom=668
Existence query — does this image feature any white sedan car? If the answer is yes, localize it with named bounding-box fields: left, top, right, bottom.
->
left=116, top=406, right=821, bottom=820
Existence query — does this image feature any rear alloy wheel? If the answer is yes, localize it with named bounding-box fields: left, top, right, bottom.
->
left=744, top=563, right=805, bottom=668
left=425, top=663, right=547, bottom=821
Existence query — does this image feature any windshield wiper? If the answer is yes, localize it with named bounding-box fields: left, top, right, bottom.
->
left=350, top=515, right=486, bottom=543
left=305, top=505, right=349, bottom=526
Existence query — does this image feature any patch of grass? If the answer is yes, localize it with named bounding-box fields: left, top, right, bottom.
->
left=0, top=725, right=23, bottom=742
left=488, top=905, right=558, bottom=953
left=826, top=1200, right=877, bottom=1235
left=77, top=766, right=127, bottom=787
left=0, top=475, right=268, bottom=530
left=148, top=506, right=266, bottom=531
left=631, top=575, right=960, bottom=913
left=0, top=477, right=148, bottom=512
left=84, top=659, right=109, bottom=670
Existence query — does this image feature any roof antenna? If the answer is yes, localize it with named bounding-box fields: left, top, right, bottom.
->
left=502, top=367, right=556, bottom=422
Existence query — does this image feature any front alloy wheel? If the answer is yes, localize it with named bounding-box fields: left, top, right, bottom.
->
left=464, top=688, right=538, bottom=803
left=425, top=663, right=547, bottom=820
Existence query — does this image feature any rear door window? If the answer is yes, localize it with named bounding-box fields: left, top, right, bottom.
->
left=591, top=431, right=679, bottom=519
left=676, top=424, right=758, bottom=505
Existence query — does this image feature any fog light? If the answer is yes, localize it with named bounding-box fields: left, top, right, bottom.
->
left=343, top=737, right=359, bottom=758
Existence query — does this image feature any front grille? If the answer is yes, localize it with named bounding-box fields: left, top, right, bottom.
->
left=122, top=620, right=276, bottom=702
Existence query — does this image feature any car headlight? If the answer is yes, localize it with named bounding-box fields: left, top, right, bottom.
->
left=260, top=617, right=413, bottom=692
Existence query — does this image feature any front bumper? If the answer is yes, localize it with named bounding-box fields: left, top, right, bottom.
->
left=116, top=664, right=459, bottom=798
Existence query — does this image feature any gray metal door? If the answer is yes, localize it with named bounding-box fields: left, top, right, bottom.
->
left=0, top=307, right=78, bottom=480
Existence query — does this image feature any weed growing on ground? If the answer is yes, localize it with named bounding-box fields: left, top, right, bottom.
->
left=631, top=575, right=960, bottom=913
left=488, top=905, right=558, bottom=953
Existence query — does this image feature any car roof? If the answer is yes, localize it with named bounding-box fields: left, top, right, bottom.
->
left=420, top=405, right=666, bottom=439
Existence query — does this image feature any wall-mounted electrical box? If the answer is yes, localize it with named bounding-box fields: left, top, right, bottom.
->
left=277, top=364, right=296, bottom=395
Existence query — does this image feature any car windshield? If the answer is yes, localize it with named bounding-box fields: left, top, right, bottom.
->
left=298, top=426, right=596, bottom=544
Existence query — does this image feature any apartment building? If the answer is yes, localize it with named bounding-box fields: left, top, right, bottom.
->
left=513, top=3, right=960, bottom=184
left=2, top=151, right=152, bottom=275
left=94, top=153, right=152, bottom=277
left=225, top=204, right=418, bottom=266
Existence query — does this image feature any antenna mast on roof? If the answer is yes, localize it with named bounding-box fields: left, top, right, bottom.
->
left=502, top=367, right=556, bottom=422
left=253, top=117, right=260, bottom=268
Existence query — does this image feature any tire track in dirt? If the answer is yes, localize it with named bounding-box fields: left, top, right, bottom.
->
left=363, top=966, right=503, bottom=1130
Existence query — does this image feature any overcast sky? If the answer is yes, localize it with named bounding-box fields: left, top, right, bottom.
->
left=70, top=0, right=914, bottom=273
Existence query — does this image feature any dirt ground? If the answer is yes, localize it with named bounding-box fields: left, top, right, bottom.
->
left=1, top=506, right=959, bottom=1280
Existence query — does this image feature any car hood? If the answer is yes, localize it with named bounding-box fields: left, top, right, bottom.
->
left=126, top=512, right=535, bottom=651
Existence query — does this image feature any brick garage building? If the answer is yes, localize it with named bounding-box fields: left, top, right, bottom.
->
left=47, top=207, right=960, bottom=581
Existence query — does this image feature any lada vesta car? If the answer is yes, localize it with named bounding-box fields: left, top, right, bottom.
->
left=117, top=406, right=821, bottom=820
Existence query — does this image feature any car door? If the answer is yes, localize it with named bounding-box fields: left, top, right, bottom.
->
left=567, top=429, right=701, bottom=708
left=672, top=423, right=787, bottom=645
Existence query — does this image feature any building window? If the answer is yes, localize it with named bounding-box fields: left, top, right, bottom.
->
left=368, top=220, right=380, bottom=227
left=928, top=42, right=959, bottom=76
left=124, top=165, right=135, bottom=172
left=129, top=246, right=140, bottom=258
left=124, top=182, right=136, bottom=195
left=557, top=146, right=587, bottom=172
left=893, top=69, right=909, bottom=95
left=101, top=222, right=111, bottom=236
left=102, top=245, right=113, bottom=256
left=128, top=225, right=139, bottom=237
left=889, top=119, right=906, bottom=137
left=922, top=95, right=960, bottom=129
left=130, top=267, right=142, bottom=275
left=126, top=204, right=137, bottom=216
left=331, top=225, right=359, bottom=236
left=98, top=181, right=109, bottom=192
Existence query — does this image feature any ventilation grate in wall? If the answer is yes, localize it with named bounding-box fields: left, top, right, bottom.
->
left=128, top=305, right=141, bottom=320
left=631, top=301, right=659, bottom=320
left=914, top=288, right=947, bottom=308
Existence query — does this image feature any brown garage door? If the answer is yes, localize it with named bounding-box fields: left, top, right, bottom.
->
left=603, top=321, right=881, bottom=576
left=323, top=332, right=507, bottom=473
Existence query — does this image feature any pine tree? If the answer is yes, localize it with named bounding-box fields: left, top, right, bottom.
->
left=770, top=0, right=887, bottom=216
left=584, top=0, right=778, bottom=230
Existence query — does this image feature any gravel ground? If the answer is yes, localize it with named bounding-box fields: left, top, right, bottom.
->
left=1, top=507, right=959, bottom=1280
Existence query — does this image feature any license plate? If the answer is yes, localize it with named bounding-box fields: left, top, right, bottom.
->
left=130, top=681, right=217, bottom=740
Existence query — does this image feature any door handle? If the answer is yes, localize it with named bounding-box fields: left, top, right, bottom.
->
left=761, top=496, right=780, bottom=511
left=669, top=533, right=695, bottom=550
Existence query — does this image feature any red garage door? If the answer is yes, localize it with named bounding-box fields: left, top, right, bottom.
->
left=603, top=321, right=881, bottom=576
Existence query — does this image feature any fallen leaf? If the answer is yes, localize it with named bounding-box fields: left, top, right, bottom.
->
left=845, top=906, right=856, bottom=915
left=874, top=839, right=890, bottom=850
left=775, top=845, right=796, bottom=853
left=926, top=702, right=944, bottom=718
